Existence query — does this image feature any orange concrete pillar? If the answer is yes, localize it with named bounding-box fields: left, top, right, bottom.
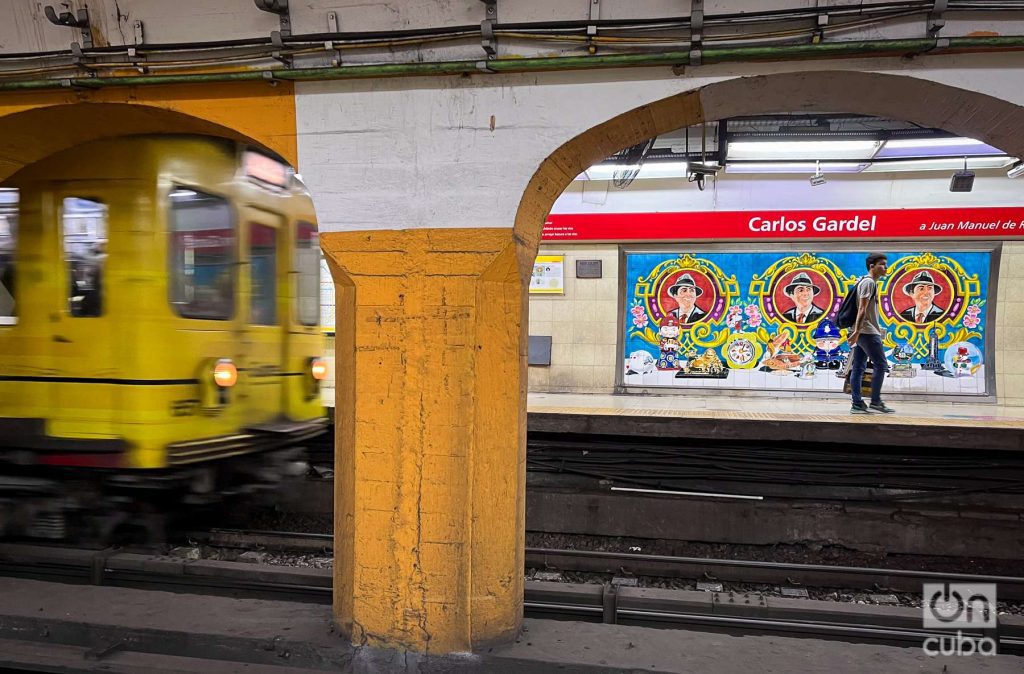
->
left=322, top=228, right=525, bottom=654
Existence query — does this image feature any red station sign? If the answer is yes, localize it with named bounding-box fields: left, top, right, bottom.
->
left=542, top=207, right=1024, bottom=242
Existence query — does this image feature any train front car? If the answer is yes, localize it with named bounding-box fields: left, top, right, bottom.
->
left=0, top=135, right=327, bottom=541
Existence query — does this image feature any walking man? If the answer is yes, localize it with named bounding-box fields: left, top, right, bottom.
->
left=848, top=253, right=895, bottom=414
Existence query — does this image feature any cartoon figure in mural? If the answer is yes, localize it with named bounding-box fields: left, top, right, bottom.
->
left=899, top=270, right=945, bottom=323
left=656, top=317, right=683, bottom=370
left=667, top=273, right=707, bottom=323
left=811, top=319, right=844, bottom=370
left=889, top=342, right=918, bottom=378
left=952, top=346, right=972, bottom=376
left=625, top=350, right=657, bottom=376
left=781, top=272, right=826, bottom=323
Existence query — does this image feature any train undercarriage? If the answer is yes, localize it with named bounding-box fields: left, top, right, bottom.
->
left=0, top=424, right=324, bottom=544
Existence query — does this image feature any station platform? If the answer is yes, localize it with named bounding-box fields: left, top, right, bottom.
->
left=527, top=392, right=1024, bottom=451
left=1, top=577, right=1020, bottom=673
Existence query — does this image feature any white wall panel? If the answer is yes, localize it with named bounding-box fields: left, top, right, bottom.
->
left=297, top=55, right=1024, bottom=234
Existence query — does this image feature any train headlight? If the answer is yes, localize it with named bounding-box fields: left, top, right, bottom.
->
left=305, top=356, right=328, bottom=400
left=213, top=359, right=238, bottom=388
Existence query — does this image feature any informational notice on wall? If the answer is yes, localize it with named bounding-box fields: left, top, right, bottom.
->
left=623, top=248, right=992, bottom=396
left=320, top=258, right=335, bottom=331
left=530, top=255, right=564, bottom=294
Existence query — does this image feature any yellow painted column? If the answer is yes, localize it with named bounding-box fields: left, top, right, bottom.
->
left=323, top=228, right=525, bottom=654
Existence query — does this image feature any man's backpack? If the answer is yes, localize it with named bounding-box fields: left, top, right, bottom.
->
left=835, top=276, right=874, bottom=329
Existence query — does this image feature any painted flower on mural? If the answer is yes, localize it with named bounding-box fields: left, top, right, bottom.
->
left=963, top=303, right=982, bottom=329
left=744, top=304, right=763, bottom=328
left=630, top=303, right=649, bottom=329
left=726, top=305, right=743, bottom=331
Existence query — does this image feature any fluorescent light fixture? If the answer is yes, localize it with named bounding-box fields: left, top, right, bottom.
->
left=727, top=140, right=882, bottom=161
left=886, top=137, right=985, bottom=149
left=1008, top=162, right=1024, bottom=179
left=725, top=162, right=867, bottom=174
left=863, top=156, right=1015, bottom=172
left=576, top=161, right=689, bottom=181
left=876, top=136, right=1004, bottom=159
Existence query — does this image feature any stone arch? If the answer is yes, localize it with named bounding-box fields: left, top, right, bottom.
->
left=513, top=69, right=1024, bottom=269
left=0, top=81, right=296, bottom=180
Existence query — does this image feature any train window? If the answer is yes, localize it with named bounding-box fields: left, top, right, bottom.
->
left=0, top=189, right=17, bottom=325
left=249, top=223, right=277, bottom=325
left=62, top=197, right=108, bottom=318
left=295, top=221, right=318, bottom=326
left=168, top=188, right=235, bottom=320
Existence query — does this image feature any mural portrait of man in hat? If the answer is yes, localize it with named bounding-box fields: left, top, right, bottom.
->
left=666, top=272, right=708, bottom=324
left=899, top=269, right=946, bottom=323
left=780, top=271, right=826, bottom=323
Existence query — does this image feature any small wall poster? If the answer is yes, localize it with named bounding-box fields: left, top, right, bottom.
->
left=530, top=255, right=565, bottom=294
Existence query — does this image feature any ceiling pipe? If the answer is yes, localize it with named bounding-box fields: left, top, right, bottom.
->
left=0, top=35, right=1022, bottom=91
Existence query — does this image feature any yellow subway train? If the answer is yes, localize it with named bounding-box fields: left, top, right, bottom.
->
left=0, top=135, right=327, bottom=539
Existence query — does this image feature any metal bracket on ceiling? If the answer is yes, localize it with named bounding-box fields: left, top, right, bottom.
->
left=812, top=0, right=829, bottom=44
left=928, top=0, right=948, bottom=36
left=60, top=77, right=100, bottom=90
left=70, top=41, right=84, bottom=64
left=254, top=0, right=291, bottom=38
left=327, top=10, right=339, bottom=33
left=44, top=5, right=92, bottom=49
left=126, top=46, right=147, bottom=74
left=480, top=0, right=497, bottom=58
left=586, top=0, right=600, bottom=54
left=132, top=19, right=145, bottom=46
left=324, top=41, right=341, bottom=67
left=689, top=0, right=704, bottom=67
left=269, top=30, right=292, bottom=66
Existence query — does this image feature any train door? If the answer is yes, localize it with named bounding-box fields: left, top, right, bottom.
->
left=49, top=188, right=119, bottom=437
left=240, top=206, right=286, bottom=426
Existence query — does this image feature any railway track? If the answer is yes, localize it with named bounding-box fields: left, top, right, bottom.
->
left=1, top=540, right=1022, bottom=653
left=184, top=529, right=1024, bottom=601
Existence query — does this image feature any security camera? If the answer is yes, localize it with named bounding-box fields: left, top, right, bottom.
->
left=809, top=172, right=826, bottom=187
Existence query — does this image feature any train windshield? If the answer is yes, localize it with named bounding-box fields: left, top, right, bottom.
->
left=168, top=188, right=235, bottom=320
left=295, top=221, right=318, bottom=326
left=0, top=189, right=16, bottom=325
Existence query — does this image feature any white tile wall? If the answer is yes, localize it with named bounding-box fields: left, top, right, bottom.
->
left=528, top=244, right=619, bottom=393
